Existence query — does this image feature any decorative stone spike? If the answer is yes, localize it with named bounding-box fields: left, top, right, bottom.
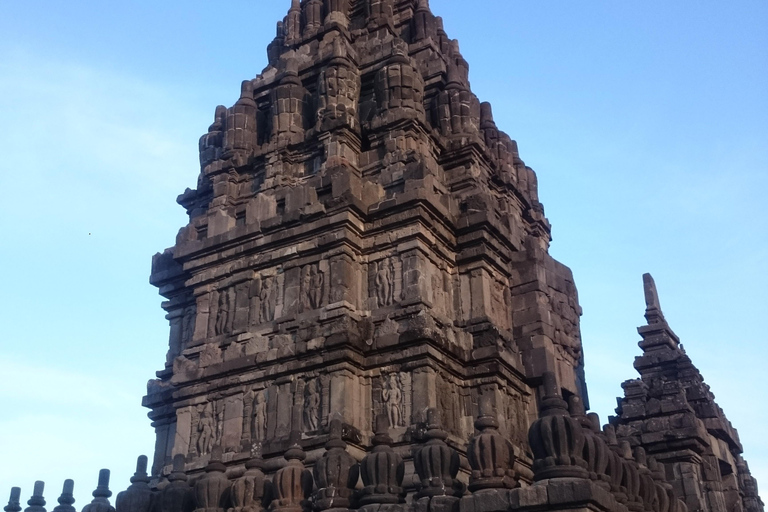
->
left=323, top=0, right=349, bottom=28
left=528, top=372, right=588, bottom=480
left=199, top=106, right=227, bottom=169
left=317, top=36, right=360, bottom=134
left=52, top=481, right=75, bottom=512
left=302, top=0, right=323, bottom=37
left=359, top=414, right=405, bottom=505
left=229, top=450, right=267, bottom=512
left=412, top=0, right=434, bottom=42
left=285, top=0, right=302, bottom=45
left=222, top=82, right=258, bottom=157
left=24, top=482, right=46, bottom=512
left=157, top=455, right=194, bottom=512
left=467, top=395, right=516, bottom=491
left=413, top=408, right=464, bottom=499
left=82, top=470, right=116, bottom=512
left=642, top=274, right=666, bottom=325
left=313, top=415, right=359, bottom=511
left=193, top=447, right=231, bottom=512
left=268, top=432, right=313, bottom=512
left=373, top=43, right=425, bottom=129
left=5, top=487, right=22, bottom=512
left=116, top=456, right=153, bottom=512
left=272, top=57, right=308, bottom=146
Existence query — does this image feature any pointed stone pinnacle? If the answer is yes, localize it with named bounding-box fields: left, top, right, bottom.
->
left=5, top=488, right=22, bottom=512
left=52, top=481, right=75, bottom=512
left=642, top=273, right=666, bottom=325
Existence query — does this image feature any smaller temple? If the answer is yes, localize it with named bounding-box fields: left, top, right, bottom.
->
left=612, top=275, right=763, bottom=512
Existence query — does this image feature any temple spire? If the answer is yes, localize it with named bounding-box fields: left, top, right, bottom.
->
left=637, top=274, right=679, bottom=351
left=642, top=273, right=666, bottom=325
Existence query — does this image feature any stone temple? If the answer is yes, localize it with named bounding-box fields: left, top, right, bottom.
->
left=5, top=3, right=763, bottom=512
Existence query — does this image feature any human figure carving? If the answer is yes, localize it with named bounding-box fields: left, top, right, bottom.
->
left=215, top=289, right=232, bottom=335
left=304, top=379, right=320, bottom=431
left=215, top=404, right=224, bottom=445
left=309, top=266, right=324, bottom=309
left=300, top=266, right=312, bottom=312
left=254, top=391, right=267, bottom=442
left=197, top=404, right=215, bottom=456
left=242, top=389, right=255, bottom=444
left=382, top=373, right=404, bottom=427
left=375, top=260, right=393, bottom=307
left=181, top=306, right=195, bottom=344
left=260, top=277, right=275, bottom=322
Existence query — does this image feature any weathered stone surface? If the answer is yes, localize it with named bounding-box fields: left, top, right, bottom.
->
left=6, top=5, right=759, bottom=512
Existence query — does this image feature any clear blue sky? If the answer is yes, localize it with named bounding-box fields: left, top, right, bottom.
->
left=0, top=0, right=766, bottom=506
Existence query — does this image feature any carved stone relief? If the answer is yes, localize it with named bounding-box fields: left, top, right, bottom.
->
left=299, top=263, right=325, bottom=312
left=370, top=256, right=401, bottom=309
left=303, top=378, right=321, bottom=431
left=254, top=390, right=267, bottom=443
left=181, top=305, right=196, bottom=346
left=207, top=287, right=236, bottom=337
left=436, top=374, right=459, bottom=436
left=381, top=372, right=410, bottom=428
left=248, top=274, right=280, bottom=326
left=194, top=403, right=216, bottom=457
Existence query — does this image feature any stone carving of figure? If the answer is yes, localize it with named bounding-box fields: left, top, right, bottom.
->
left=248, top=277, right=262, bottom=327
left=260, top=277, right=276, bottom=322
left=375, top=259, right=393, bottom=307
left=215, top=403, right=225, bottom=445
left=309, top=266, right=324, bottom=309
left=253, top=391, right=267, bottom=442
left=300, top=265, right=312, bottom=312
left=215, top=289, right=232, bottom=335
left=304, top=379, right=320, bottom=431
left=181, top=306, right=195, bottom=345
left=197, top=404, right=215, bottom=456
left=382, top=373, right=404, bottom=428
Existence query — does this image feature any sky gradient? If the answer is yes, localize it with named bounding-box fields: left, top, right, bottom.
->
left=0, top=0, right=766, bottom=506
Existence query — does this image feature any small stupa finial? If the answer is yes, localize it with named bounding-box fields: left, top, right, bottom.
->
left=642, top=273, right=666, bottom=325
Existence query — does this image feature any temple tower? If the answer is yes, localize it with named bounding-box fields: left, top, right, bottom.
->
left=147, top=0, right=585, bottom=484
left=613, top=275, right=763, bottom=512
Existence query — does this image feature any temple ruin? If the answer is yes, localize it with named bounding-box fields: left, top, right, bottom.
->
left=4, top=2, right=762, bottom=512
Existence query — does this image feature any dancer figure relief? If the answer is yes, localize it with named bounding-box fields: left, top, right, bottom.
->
left=304, top=379, right=321, bottom=431
left=382, top=373, right=405, bottom=428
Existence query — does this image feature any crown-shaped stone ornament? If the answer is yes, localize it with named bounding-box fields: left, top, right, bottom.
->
left=413, top=408, right=463, bottom=499
left=467, top=396, right=516, bottom=491
left=194, top=447, right=231, bottom=512
left=157, top=455, right=194, bottom=512
left=269, top=433, right=313, bottom=512
left=313, top=415, right=359, bottom=512
left=229, top=449, right=268, bottom=512
left=528, top=372, right=588, bottom=480
left=359, top=414, right=405, bottom=505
